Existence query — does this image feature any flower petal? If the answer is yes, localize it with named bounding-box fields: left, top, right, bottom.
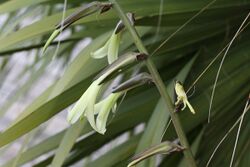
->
left=186, top=100, right=195, bottom=114
left=84, top=80, right=102, bottom=131
left=107, top=32, right=121, bottom=64
left=67, top=88, right=89, bottom=124
left=96, top=93, right=120, bottom=134
left=94, top=98, right=105, bottom=115
left=91, top=40, right=110, bottom=59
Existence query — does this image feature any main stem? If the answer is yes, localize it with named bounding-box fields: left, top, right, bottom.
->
left=109, top=1, right=197, bottom=166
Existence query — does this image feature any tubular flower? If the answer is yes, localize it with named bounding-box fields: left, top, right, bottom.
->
left=67, top=75, right=123, bottom=134
left=91, top=13, right=135, bottom=64
left=91, top=30, right=121, bottom=64
left=94, top=93, right=121, bottom=134
left=67, top=52, right=146, bottom=134
left=67, top=53, right=139, bottom=135
left=67, top=77, right=102, bottom=130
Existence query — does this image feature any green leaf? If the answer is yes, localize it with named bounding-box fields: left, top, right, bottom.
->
left=85, top=135, right=141, bottom=167
left=0, top=0, right=50, bottom=14
left=51, top=120, right=87, bottom=167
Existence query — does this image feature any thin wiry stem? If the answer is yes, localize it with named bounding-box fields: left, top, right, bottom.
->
left=205, top=101, right=250, bottom=167
left=234, top=139, right=250, bottom=167
left=151, top=0, right=164, bottom=45
left=208, top=12, right=250, bottom=123
left=151, top=0, right=217, bottom=56
left=160, top=119, right=172, bottom=142
left=109, top=1, right=197, bottom=166
left=51, top=0, right=68, bottom=60
left=48, top=0, right=68, bottom=100
left=186, top=21, right=250, bottom=93
left=229, top=95, right=250, bottom=167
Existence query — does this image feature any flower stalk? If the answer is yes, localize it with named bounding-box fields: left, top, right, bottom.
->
left=108, top=0, right=197, bottom=166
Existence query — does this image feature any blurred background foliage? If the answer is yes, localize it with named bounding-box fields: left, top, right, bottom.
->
left=0, top=0, right=249, bottom=166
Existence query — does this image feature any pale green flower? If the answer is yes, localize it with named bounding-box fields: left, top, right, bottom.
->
left=67, top=52, right=146, bottom=133
left=91, top=12, right=135, bottom=64
left=91, top=31, right=121, bottom=64
left=67, top=77, right=122, bottom=134
left=67, top=78, right=102, bottom=131
left=68, top=51, right=133, bottom=133
left=94, top=93, right=121, bottom=134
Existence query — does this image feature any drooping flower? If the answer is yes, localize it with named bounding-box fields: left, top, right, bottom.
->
left=67, top=76, right=122, bottom=134
left=91, top=13, right=135, bottom=64
left=94, top=93, right=121, bottom=134
left=67, top=51, right=147, bottom=134
left=67, top=78, right=102, bottom=131
left=91, top=30, right=121, bottom=64
left=67, top=11, right=139, bottom=134
left=67, top=52, right=142, bottom=134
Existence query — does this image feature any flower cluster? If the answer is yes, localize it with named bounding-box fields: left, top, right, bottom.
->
left=67, top=17, right=129, bottom=134
left=67, top=76, right=122, bottom=134
left=67, top=12, right=142, bottom=134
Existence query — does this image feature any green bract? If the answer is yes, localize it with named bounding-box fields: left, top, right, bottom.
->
left=128, top=141, right=184, bottom=167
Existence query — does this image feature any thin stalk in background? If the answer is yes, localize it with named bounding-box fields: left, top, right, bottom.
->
left=109, top=0, right=197, bottom=167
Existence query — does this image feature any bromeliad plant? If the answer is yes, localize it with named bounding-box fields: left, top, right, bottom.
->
left=49, top=1, right=198, bottom=165
left=44, top=0, right=197, bottom=165
left=0, top=0, right=249, bottom=167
